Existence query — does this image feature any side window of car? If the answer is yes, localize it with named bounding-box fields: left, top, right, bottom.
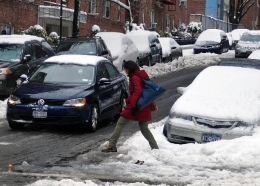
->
left=41, top=41, right=54, bottom=56
left=104, top=62, right=119, bottom=79
left=33, top=42, right=47, bottom=59
left=24, top=43, right=35, bottom=60
left=99, top=40, right=106, bottom=51
left=97, top=63, right=109, bottom=81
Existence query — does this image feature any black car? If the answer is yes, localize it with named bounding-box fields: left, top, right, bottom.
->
left=7, top=55, right=128, bottom=132
left=56, top=36, right=113, bottom=63
left=0, top=35, right=55, bottom=97
left=193, top=29, right=229, bottom=54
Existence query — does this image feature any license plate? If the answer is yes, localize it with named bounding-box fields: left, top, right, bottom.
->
left=202, top=133, right=221, bottom=142
left=32, top=110, right=47, bottom=118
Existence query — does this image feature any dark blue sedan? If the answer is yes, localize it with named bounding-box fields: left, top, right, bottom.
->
left=6, top=55, right=129, bottom=132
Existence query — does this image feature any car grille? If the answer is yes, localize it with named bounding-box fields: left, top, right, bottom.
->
left=8, top=114, right=84, bottom=124
left=20, top=98, right=65, bottom=106
left=195, top=118, right=233, bottom=129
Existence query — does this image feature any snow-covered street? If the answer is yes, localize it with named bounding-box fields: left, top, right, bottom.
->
left=2, top=50, right=259, bottom=186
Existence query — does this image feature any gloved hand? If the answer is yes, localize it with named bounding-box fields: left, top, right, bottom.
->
left=132, top=108, right=137, bottom=116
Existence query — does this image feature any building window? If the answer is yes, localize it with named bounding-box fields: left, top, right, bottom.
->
left=103, top=1, right=110, bottom=18
left=150, top=10, right=155, bottom=28
left=166, top=15, right=170, bottom=32
left=161, top=13, right=164, bottom=31
left=89, top=0, right=96, bottom=14
left=142, top=10, right=145, bottom=24
left=117, top=5, right=121, bottom=21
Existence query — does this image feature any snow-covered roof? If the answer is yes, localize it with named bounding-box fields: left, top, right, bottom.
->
left=0, top=34, right=44, bottom=44
left=44, top=55, right=108, bottom=65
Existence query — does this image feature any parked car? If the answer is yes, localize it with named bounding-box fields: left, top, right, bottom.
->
left=235, top=30, right=260, bottom=58
left=226, top=32, right=234, bottom=49
left=231, top=29, right=249, bottom=49
left=158, top=37, right=183, bottom=62
left=6, top=55, right=129, bottom=132
left=55, top=36, right=113, bottom=62
left=0, top=34, right=55, bottom=97
left=248, top=50, right=260, bottom=60
left=96, top=32, right=139, bottom=71
left=193, top=29, right=229, bottom=54
left=163, top=65, right=259, bottom=143
left=126, top=30, right=162, bottom=66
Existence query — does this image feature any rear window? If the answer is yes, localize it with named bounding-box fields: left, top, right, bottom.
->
left=56, top=41, right=97, bottom=55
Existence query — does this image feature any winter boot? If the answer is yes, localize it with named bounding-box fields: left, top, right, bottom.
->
left=101, top=145, right=117, bottom=153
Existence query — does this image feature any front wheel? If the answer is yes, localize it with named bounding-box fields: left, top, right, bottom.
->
left=9, top=121, right=25, bottom=130
left=88, top=104, right=99, bottom=132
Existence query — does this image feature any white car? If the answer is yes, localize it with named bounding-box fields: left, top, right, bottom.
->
left=96, top=32, right=139, bottom=71
left=158, top=37, right=183, bottom=63
left=164, top=65, right=259, bottom=143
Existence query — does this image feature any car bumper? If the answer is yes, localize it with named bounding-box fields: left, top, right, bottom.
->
left=7, top=103, right=91, bottom=126
left=166, top=118, right=254, bottom=143
left=194, top=47, right=221, bottom=54
left=138, top=55, right=149, bottom=66
left=235, top=48, right=255, bottom=58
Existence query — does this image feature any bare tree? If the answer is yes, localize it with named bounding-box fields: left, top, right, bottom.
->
left=228, top=0, right=254, bottom=25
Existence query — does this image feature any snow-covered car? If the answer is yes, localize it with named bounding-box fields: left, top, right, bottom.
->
left=126, top=30, right=162, bottom=66
left=226, top=32, right=234, bottom=49
left=163, top=66, right=259, bottom=143
left=235, top=30, right=260, bottom=58
left=248, top=50, right=260, bottom=60
left=158, top=37, right=183, bottom=63
left=96, top=32, right=139, bottom=71
left=231, top=29, right=249, bottom=49
left=193, top=29, right=229, bottom=54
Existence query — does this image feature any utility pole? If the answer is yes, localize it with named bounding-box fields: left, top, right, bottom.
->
left=59, top=0, right=63, bottom=42
left=72, top=0, right=81, bottom=37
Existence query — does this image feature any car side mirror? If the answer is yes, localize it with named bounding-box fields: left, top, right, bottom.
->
left=99, top=78, right=111, bottom=85
left=23, top=54, right=32, bottom=63
left=176, top=86, right=187, bottom=95
left=101, top=50, right=109, bottom=55
left=16, top=74, right=29, bottom=88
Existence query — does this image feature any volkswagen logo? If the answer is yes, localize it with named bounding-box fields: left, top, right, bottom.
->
left=38, top=99, right=45, bottom=106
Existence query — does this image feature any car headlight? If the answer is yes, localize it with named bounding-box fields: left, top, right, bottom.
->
left=8, top=95, right=21, bottom=105
left=139, top=52, right=149, bottom=57
left=63, top=98, right=86, bottom=107
left=0, top=68, right=12, bottom=75
left=169, top=112, right=192, bottom=120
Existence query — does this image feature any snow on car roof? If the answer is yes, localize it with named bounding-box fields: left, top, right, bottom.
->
left=172, top=66, right=260, bottom=123
left=158, top=37, right=172, bottom=57
left=44, top=55, right=108, bottom=65
left=0, top=34, right=44, bottom=44
left=196, top=29, right=222, bottom=42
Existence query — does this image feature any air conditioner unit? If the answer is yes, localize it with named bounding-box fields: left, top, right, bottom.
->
left=179, top=0, right=186, bottom=7
left=151, top=23, right=157, bottom=29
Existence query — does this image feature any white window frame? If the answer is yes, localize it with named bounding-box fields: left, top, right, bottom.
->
left=103, top=1, right=110, bottom=19
left=142, top=10, right=145, bottom=24
left=89, top=0, right=96, bottom=14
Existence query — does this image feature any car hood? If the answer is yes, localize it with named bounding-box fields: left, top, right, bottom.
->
left=238, top=41, right=260, bottom=47
left=0, top=61, right=17, bottom=68
left=172, top=95, right=260, bottom=123
left=13, top=82, right=94, bottom=100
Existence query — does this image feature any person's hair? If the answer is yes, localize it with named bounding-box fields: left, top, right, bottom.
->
left=123, top=60, right=139, bottom=73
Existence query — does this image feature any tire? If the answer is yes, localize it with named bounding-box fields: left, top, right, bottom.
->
left=88, top=104, right=99, bottom=132
left=148, top=56, right=152, bottom=66
left=163, top=124, right=167, bottom=137
left=9, top=121, right=25, bottom=130
left=158, top=55, right=162, bottom=63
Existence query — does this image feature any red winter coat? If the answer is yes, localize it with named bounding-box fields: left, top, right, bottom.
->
left=120, top=69, right=152, bottom=121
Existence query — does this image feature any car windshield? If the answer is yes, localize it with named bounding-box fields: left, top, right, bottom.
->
left=29, top=63, right=95, bottom=84
left=0, top=44, right=22, bottom=62
left=240, top=34, right=260, bottom=42
left=56, top=42, right=97, bottom=55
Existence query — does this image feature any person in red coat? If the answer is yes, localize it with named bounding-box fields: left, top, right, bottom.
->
left=102, top=60, right=159, bottom=153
